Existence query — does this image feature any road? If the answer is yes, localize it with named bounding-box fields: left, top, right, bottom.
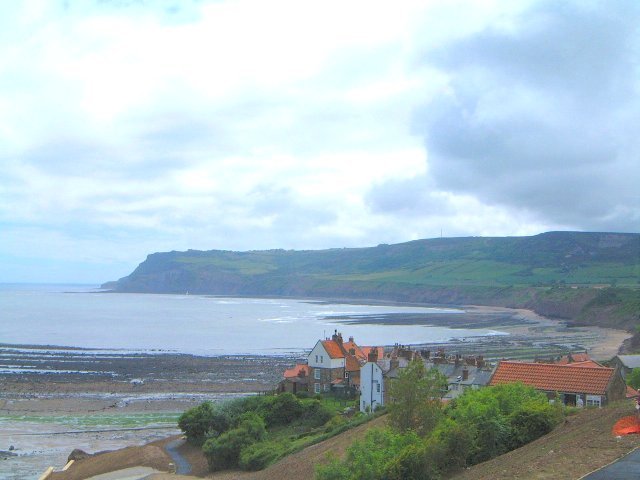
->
left=582, top=448, right=640, bottom=480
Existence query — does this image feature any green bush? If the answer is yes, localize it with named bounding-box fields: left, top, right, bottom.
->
left=178, top=401, right=230, bottom=446
left=509, top=404, right=557, bottom=448
left=383, top=440, right=444, bottom=480
left=324, top=415, right=347, bottom=433
left=203, top=427, right=254, bottom=471
left=262, top=392, right=305, bottom=426
left=202, top=412, right=267, bottom=471
left=239, top=441, right=286, bottom=471
left=300, top=400, right=334, bottom=428
left=432, top=418, right=474, bottom=470
left=316, top=428, right=419, bottom=480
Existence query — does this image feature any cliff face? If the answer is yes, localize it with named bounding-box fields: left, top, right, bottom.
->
left=105, top=232, right=640, bottom=330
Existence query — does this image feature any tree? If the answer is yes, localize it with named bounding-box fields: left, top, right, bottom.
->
left=388, top=359, right=447, bottom=435
left=178, top=401, right=230, bottom=446
left=628, top=367, right=640, bottom=390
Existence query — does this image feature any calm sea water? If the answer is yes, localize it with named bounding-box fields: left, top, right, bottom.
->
left=0, top=284, right=504, bottom=355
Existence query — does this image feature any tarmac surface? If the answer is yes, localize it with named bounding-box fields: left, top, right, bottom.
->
left=582, top=447, right=640, bottom=480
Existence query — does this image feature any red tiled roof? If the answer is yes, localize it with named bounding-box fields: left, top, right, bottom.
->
left=345, top=354, right=362, bottom=372
left=489, top=361, right=615, bottom=395
left=626, top=385, right=639, bottom=399
left=362, top=346, right=384, bottom=360
left=322, top=340, right=346, bottom=359
left=343, top=341, right=366, bottom=360
left=556, top=353, right=591, bottom=364
left=283, top=364, right=309, bottom=379
left=563, top=360, right=605, bottom=368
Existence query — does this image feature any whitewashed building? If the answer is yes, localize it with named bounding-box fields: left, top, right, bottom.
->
left=360, top=359, right=384, bottom=413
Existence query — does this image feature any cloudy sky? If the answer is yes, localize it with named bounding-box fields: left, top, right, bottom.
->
left=1, top=0, right=639, bottom=283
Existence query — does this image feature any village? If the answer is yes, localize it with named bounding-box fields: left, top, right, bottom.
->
left=279, top=330, right=640, bottom=413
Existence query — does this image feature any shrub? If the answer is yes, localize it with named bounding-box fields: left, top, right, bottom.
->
left=203, top=427, right=255, bottom=471
left=262, top=392, right=305, bottom=426
left=202, top=412, right=267, bottom=471
left=316, top=428, right=419, bottom=480
left=178, top=402, right=230, bottom=446
left=432, top=418, right=474, bottom=470
left=509, top=403, right=557, bottom=448
left=383, top=440, right=444, bottom=480
left=239, top=441, right=286, bottom=471
left=300, top=400, right=334, bottom=428
left=324, top=415, right=347, bottom=433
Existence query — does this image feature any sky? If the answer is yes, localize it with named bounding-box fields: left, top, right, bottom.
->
left=1, top=0, right=639, bottom=283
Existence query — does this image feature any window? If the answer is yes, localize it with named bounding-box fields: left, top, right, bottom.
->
left=586, top=395, right=602, bottom=407
left=315, top=355, right=318, bottom=363
left=314, top=383, right=320, bottom=394
left=376, top=383, right=380, bottom=393
left=314, top=369, right=321, bottom=380
left=320, top=355, right=323, bottom=363
left=323, top=383, right=329, bottom=392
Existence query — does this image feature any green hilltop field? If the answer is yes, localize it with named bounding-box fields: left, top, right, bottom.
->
left=105, top=231, right=640, bottom=331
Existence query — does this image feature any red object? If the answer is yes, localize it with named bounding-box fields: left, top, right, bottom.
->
left=612, top=416, right=640, bottom=436
left=490, top=361, right=615, bottom=395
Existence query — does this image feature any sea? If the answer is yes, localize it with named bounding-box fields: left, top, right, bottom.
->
left=0, top=283, right=505, bottom=356
left=0, top=283, right=507, bottom=478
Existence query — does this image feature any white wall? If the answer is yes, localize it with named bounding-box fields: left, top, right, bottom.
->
left=308, top=340, right=344, bottom=368
left=360, top=361, right=383, bottom=413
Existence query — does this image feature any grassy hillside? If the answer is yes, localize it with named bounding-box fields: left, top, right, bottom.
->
left=105, top=231, right=640, bottom=330
left=450, top=401, right=639, bottom=480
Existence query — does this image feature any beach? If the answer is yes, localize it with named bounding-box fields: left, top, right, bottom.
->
left=0, top=306, right=631, bottom=478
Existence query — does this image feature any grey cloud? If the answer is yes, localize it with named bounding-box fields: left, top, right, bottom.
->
left=366, top=176, right=454, bottom=217
left=370, top=0, right=640, bottom=231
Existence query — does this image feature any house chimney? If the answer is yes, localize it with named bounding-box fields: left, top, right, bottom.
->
left=462, top=368, right=469, bottom=381
left=477, top=356, right=484, bottom=368
left=368, top=348, right=379, bottom=363
left=349, top=336, right=354, bottom=343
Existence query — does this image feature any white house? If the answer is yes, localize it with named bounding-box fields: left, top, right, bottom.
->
left=360, top=360, right=384, bottom=413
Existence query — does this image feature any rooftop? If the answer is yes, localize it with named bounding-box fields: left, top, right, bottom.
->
left=490, top=361, right=615, bottom=395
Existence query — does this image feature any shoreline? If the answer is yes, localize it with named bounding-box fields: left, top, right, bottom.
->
left=0, top=302, right=631, bottom=478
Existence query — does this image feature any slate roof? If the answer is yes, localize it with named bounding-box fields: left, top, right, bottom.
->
left=490, top=361, right=615, bottom=395
left=617, top=355, right=640, bottom=369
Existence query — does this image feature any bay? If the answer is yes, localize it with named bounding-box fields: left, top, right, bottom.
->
left=0, top=284, right=505, bottom=355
